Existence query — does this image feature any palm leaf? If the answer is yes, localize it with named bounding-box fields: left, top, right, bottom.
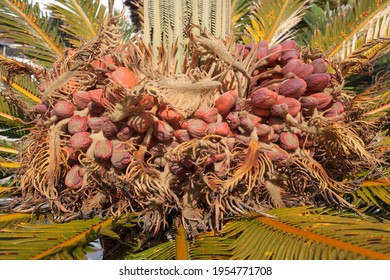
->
left=0, top=0, right=65, bottom=67
left=226, top=207, right=390, bottom=259
left=230, top=0, right=252, bottom=34
left=113, top=206, right=390, bottom=260
left=123, top=240, right=176, bottom=260
left=349, top=71, right=390, bottom=119
left=0, top=56, right=41, bottom=104
left=352, top=179, right=390, bottom=210
left=307, top=0, right=390, bottom=65
left=111, top=221, right=189, bottom=260
left=0, top=97, right=26, bottom=127
left=0, top=138, right=18, bottom=155
left=242, top=0, right=311, bottom=45
left=0, top=213, right=31, bottom=229
left=45, top=0, right=108, bottom=47
left=0, top=216, right=113, bottom=260
left=189, top=232, right=232, bottom=260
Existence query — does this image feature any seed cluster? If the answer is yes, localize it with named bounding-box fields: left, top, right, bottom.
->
left=21, top=27, right=368, bottom=234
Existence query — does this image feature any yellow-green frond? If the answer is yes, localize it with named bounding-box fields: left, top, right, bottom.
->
left=0, top=57, right=41, bottom=104
left=45, top=0, right=108, bottom=47
left=0, top=213, right=32, bottom=229
left=242, top=0, right=312, bottom=45
left=349, top=71, right=390, bottom=119
left=0, top=0, right=65, bottom=67
left=230, top=0, right=252, bottom=33
left=123, top=240, right=176, bottom=260
left=226, top=207, right=390, bottom=259
left=0, top=216, right=113, bottom=260
left=351, top=179, right=390, bottom=210
left=0, top=160, right=21, bottom=169
left=309, top=0, right=390, bottom=63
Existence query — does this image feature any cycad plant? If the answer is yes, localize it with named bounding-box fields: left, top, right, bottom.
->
left=0, top=0, right=389, bottom=260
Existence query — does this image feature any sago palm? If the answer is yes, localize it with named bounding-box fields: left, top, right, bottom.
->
left=0, top=0, right=389, bottom=260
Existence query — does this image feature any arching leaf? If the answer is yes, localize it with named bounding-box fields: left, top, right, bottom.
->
left=45, top=0, right=108, bottom=47
left=0, top=0, right=65, bottom=67
left=0, top=55, right=41, bottom=104
left=349, top=71, right=390, bottom=119
left=230, top=0, right=252, bottom=34
left=0, top=216, right=113, bottom=260
left=111, top=206, right=390, bottom=260
left=242, top=0, right=312, bottom=45
left=227, top=207, right=390, bottom=260
left=305, top=0, right=390, bottom=67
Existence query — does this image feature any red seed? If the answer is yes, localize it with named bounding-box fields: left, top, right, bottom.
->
left=72, top=91, right=91, bottom=110
left=268, top=117, right=286, bottom=133
left=206, top=122, right=231, bottom=136
left=251, top=107, right=271, bottom=117
left=312, top=58, right=329, bottom=73
left=101, top=118, right=120, bottom=139
left=277, top=78, right=307, bottom=99
left=87, top=117, right=103, bottom=133
left=304, top=73, right=331, bottom=92
left=225, top=112, right=241, bottom=129
left=187, top=119, right=208, bottom=139
left=127, top=113, right=154, bottom=133
left=255, top=123, right=273, bottom=137
left=280, top=50, right=301, bottom=65
left=65, top=165, right=85, bottom=190
left=111, top=143, right=131, bottom=170
left=53, top=100, right=75, bottom=119
left=174, top=129, right=191, bottom=143
left=215, top=90, right=238, bottom=115
left=153, top=120, right=174, bottom=142
left=68, top=115, right=88, bottom=135
left=279, top=132, right=299, bottom=151
left=117, top=126, right=135, bottom=141
left=267, top=44, right=282, bottom=63
left=88, top=88, right=103, bottom=106
left=94, top=139, right=113, bottom=160
left=108, top=67, right=138, bottom=89
left=157, top=105, right=182, bottom=124
left=195, top=107, right=219, bottom=123
left=306, top=92, right=333, bottom=109
left=280, top=40, right=298, bottom=51
left=138, top=94, right=155, bottom=109
left=250, top=88, right=278, bottom=109
left=70, top=132, right=92, bottom=152
left=272, top=97, right=301, bottom=116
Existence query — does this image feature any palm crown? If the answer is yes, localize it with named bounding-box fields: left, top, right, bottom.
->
left=0, top=0, right=389, bottom=260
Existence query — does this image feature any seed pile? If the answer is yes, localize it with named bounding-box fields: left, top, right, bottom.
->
left=16, top=23, right=376, bottom=235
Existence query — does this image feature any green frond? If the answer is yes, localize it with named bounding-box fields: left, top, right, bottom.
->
left=0, top=138, right=18, bottom=155
left=0, top=186, right=12, bottom=196
left=45, top=0, right=108, bottom=47
left=230, top=0, right=252, bottom=34
left=242, top=0, right=312, bottom=45
left=0, top=57, right=41, bottom=104
left=225, top=207, right=390, bottom=260
left=0, top=213, right=32, bottom=229
left=307, top=0, right=390, bottom=63
left=0, top=216, right=113, bottom=260
left=189, top=233, right=232, bottom=260
left=0, top=159, right=21, bottom=169
left=0, top=93, right=29, bottom=128
left=349, top=71, right=390, bottom=119
left=351, top=179, right=390, bottom=210
left=112, top=222, right=189, bottom=260
left=0, top=0, right=65, bottom=67
left=112, top=206, right=390, bottom=260
left=124, top=240, right=176, bottom=260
